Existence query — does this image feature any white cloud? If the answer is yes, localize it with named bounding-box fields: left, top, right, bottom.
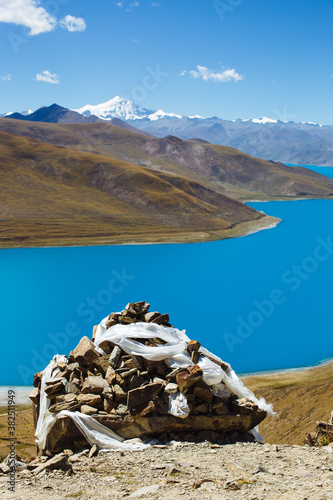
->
left=35, top=70, right=59, bottom=84
left=152, top=2, right=160, bottom=6
left=0, top=73, right=12, bottom=81
left=181, top=65, right=244, bottom=83
left=131, top=38, right=142, bottom=44
left=0, top=0, right=86, bottom=36
left=116, top=1, right=139, bottom=10
left=0, top=0, right=57, bottom=35
left=59, top=15, right=86, bottom=32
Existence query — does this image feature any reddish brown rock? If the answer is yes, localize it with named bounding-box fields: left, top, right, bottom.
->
left=127, top=382, right=164, bottom=409
left=151, top=313, right=169, bottom=325
left=77, top=394, right=103, bottom=407
left=81, top=376, right=108, bottom=394
left=176, top=365, right=203, bottom=392
left=71, top=336, right=99, bottom=365
left=29, top=387, right=39, bottom=404
left=193, top=380, right=213, bottom=403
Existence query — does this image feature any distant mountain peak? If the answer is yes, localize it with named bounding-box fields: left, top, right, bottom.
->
left=73, top=96, right=183, bottom=121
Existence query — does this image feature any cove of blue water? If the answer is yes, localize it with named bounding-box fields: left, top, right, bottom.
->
left=1, top=167, right=333, bottom=386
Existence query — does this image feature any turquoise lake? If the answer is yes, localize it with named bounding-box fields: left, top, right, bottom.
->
left=1, top=166, right=333, bottom=386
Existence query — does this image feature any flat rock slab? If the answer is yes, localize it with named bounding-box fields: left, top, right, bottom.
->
left=45, top=412, right=266, bottom=454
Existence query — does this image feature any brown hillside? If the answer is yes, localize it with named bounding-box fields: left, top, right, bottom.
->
left=1, top=118, right=333, bottom=201
left=242, top=361, right=333, bottom=445
left=0, top=130, right=275, bottom=248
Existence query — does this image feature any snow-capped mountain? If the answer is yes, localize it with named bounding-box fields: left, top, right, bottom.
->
left=73, top=95, right=183, bottom=121
left=1, top=109, right=33, bottom=117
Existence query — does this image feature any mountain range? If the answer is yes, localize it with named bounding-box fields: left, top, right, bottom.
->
left=4, top=96, right=333, bottom=166
left=1, top=109, right=333, bottom=248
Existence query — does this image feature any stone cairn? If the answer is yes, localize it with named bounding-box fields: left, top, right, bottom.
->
left=30, top=301, right=267, bottom=454
left=305, top=411, right=333, bottom=446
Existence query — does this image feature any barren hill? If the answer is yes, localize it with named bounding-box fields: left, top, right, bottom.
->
left=0, top=130, right=275, bottom=248
left=1, top=118, right=333, bottom=201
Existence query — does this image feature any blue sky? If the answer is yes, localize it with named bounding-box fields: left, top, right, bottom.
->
left=0, top=0, right=332, bottom=123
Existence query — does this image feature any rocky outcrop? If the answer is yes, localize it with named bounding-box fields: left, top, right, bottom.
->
left=305, top=410, right=333, bottom=446
left=30, top=301, right=267, bottom=455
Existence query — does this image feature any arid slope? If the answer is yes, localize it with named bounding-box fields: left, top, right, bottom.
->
left=0, top=130, right=275, bottom=248
left=1, top=118, right=333, bottom=201
left=243, top=361, right=333, bottom=445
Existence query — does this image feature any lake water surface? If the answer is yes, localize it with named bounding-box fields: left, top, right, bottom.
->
left=1, top=166, right=333, bottom=386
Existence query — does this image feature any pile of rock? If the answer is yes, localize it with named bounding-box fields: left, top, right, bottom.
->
left=30, top=301, right=267, bottom=454
left=306, top=410, right=333, bottom=446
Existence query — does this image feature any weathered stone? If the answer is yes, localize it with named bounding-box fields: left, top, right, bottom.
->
left=230, top=398, right=259, bottom=415
left=151, top=313, right=169, bottom=324
left=193, top=380, right=213, bottom=403
left=135, top=301, right=150, bottom=315
left=64, top=394, right=77, bottom=403
left=156, top=393, right=170, bottom=415
left=124, top=356, right=144, bottom=371
left=212, top=402, right=229, bottom=415
left=113, top=384, right=128, bottom=402
left=125, top=302, right=138, bottom=315
left=121, top=368, right=138, bottom=379
left=29, top=387, right=39, bottom=404
left=109, top=346, right=123, bottom=369
left=152, top=377, right=166, bottom=386
left=116, top=404, right=129, bottom=416
left=130, top=400, right=155, bottom=417
left=119, top=316, right=138, bottom=325
left=81, top=376, right=108, bottom=394
left=33, top=371, right=43, bottom=388
left=121, top=308, right=135, bottom=318
left=77, top=394, right=103, bottom=407
left=127, top=382, right=164, bottom=409
left=71, top=336, right=99, bottom=365
left=32, top=453, right=72, bottom=475
left=45, top=380, right=66, bottom=397
left=104, top=399, right=117, bottom=413
left=306, top=414, right=333, bottom=446
left=105, top=318, right=117, bottom=329
left=88, top=444, right=98, bottom=458
left=166, top=367, right=182, bottom=380
left=176, top=365, right=203, bottom=392
left=94, top=355, right=110, bottom=375
left=45, top=376, right=66, bottom=386
left=128, top=375, right=147, bottom=391
left=193, top=403, right=211, bottom=414
left=57, top=361, right=68, bottom=371
left=66, top=362, right=81, bottom=376
left=80, top=405, right=97, bottom=415
left=0, top=463, right=11, bottom=474
left=191, top=352, right=200, bottom=364
left=165, top=383, right=178, bottom=394
left=55, top=394, right=66, bottom=403
left=49, top=401, right=80, bottom=413
left=105, top=366, right=117, bottom=385
left=143, top=358, right=159, bottom=372
left=187, top=340, right=201, bottom=354
left=155, top=362, right=169, bottom=376
left=98, top=340, right=115, bottom=354
left=143, top=311, right=161, bottom=322
left=66, top=382, right=80, bottom=395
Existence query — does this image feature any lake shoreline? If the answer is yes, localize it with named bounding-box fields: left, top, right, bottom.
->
left=0, top=214, right=279, bottom=250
